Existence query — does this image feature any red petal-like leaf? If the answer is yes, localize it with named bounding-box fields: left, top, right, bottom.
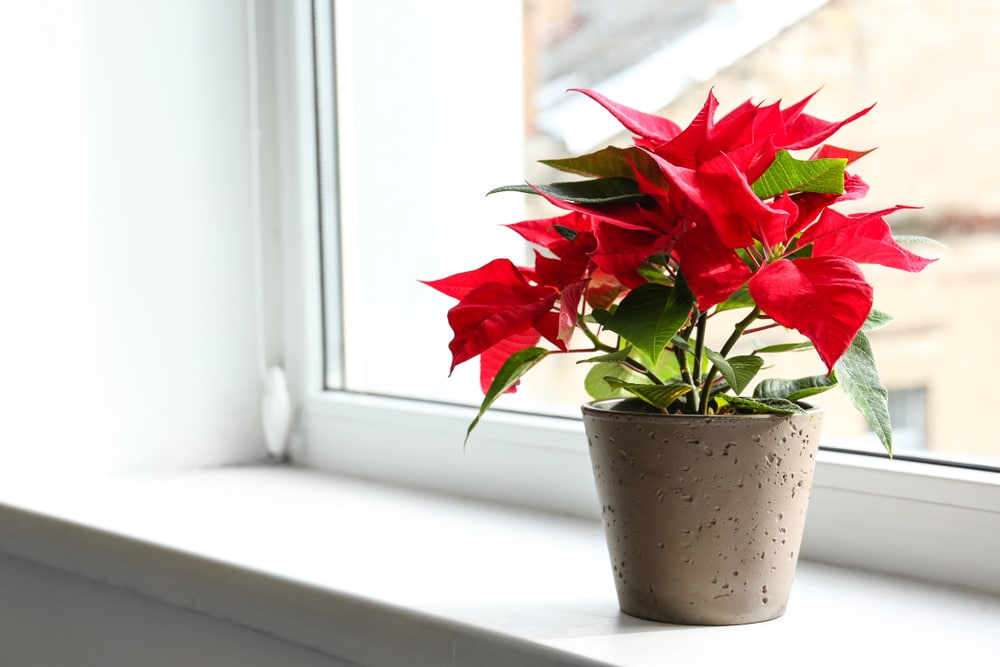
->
left=701, top=99, right=758, bottom=162
left=769, top=193, right=800, bottom=248
left=585, top=270, right=627, bottom=309
left=693, top=153, right=790, bottom=249
left=423, top=258, right=527, bottom=300
left=478, top=328, right=541, bottom=394
left=653, top=89, right=718, bottom=167
left=446, top=282, right=558, bottom=371
left=788, top=173, right=869, bottom=238
left=506, top=211, right=594, bottom=251
left=558, top=279, right=589, bottom=342
left=750, top=100, right=789, bottom=149
left=778, top=89, right=820, bottom=131
left=532, top=232, right=596, bottom=288
left=801, top=206, right=935, bottom=272
left=572, top=88, right=682, bottom=146
left=533, top=310, right=567, bottom=351
left=592, top=221, right=674, bottom=288
left=749, top=257, right=873, bottom=371
left=674, top=221, right=753, bottom=309
left=809, top=144, right=875, bottom=164
left=782, top=101, right=875, bottom=151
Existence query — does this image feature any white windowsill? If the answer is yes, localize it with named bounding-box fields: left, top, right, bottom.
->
left=0, top=465, right=998, bottom=666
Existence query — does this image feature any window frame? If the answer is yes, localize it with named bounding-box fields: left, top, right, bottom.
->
left=275, top=0, right=1000, bottom=595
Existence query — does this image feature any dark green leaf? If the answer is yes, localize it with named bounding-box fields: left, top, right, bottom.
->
left=671, top=335, right=693, bottom=354
left=465, top=347, right=549, bottom=446
left=539, top=146, right=636, bottom=179
left=754, top=374, right=837, bottom=402
left=541, top=146, right=666, bottom=185
left=488, top=178, right=647, bottom=205
left=603, top=283, right=693, bottom=365
left=720, top=395, right=807, bottom=414
left=551, top=225, right=578, bottom=241
left=751, top=150, right=847, bottom=199
left=834, top=330, right=892, bottom=455
left=604, top=378, right=692, bottom=411
left=705, top=350, right=764, bottom=394
left=591, top=308, right=613, bottom=326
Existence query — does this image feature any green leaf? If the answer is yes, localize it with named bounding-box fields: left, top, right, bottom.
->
left=650, top=348, right=683, bottom=382
left=603, top=378, right=692, bottom=411
left=541, top=146, right=667, bottom=187
left=705, top=350, right=764, bottom=394
left=577, top=345, right=633, bottom=365
left=754, top=374, right=837, bottom=402
left=487, top=178, right=647, bottom=205
left=551, top=225, right=578, bottom=241
left=603, top=283, right=693, bottom=365
left=539, top=146, right=637, bottom=180
left=714, top=284, right=755, bottom=313
left=670, top=335, right=693, bottom=354
left=465, top=347, right=549, bottom=446
left=585, top=363, right=643, bottom=400
left=751, top=150, right=847, bottom=199
left=861, top=308, right=893, bottom=332
left=752, top=341, right=814, bottom=354
left=834, top=330, right=892, bottom=455
left=720, top=395, right=807, bottom=415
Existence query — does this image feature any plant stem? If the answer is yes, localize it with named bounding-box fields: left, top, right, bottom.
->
left=673, top=331, right=695, bottom=412
left=698, top=306, right=761, bottom=414
left=577, top=317, right=616, bottom=353
left=688, top=311, right=707, bottom=413
left=744, top=322, right=780, bottom=335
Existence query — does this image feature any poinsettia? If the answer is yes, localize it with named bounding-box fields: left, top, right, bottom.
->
left=425, top=88, right=936, bottom=451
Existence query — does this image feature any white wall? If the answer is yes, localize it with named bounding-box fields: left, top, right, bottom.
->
left=0, top=1, right=264, bottom=474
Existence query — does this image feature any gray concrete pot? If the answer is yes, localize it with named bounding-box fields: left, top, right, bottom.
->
left=581, top=398, right=823, bottom=625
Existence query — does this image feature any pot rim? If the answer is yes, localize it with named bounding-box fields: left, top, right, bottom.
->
left=581, top=397, right=822, bottom=420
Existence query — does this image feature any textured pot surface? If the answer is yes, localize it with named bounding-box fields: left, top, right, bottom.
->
left=581, top=399, right=823, bottom=625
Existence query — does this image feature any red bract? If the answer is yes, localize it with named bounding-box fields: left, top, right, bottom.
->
left=658, top=152, right=922, bottom=368
left=748, top=257, right=873, bottom=372
left=422, top=259, right=559, bottom=373
left=801, top=206, right=935, bottom=272
left=673, top=221, right=752, bottom=310
left=576, top=87, right=874, bottom=170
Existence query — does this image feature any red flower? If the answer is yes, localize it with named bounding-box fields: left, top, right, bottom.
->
left=574, top=87, right=873, bottom=172
left=660, top=153, right=933, bottom=370
left=426, top=85, right=935, bottom=440
left=422, top=259, right=559, bottom=377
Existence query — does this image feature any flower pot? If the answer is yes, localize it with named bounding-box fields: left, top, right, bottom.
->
left=581, top=398, right=822, bottom=625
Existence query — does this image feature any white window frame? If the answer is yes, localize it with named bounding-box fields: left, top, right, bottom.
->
left=273, top=0, right=1000, bottom=595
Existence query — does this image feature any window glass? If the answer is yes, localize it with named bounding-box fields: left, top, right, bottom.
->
left=331, top=0, right=998, bottom=466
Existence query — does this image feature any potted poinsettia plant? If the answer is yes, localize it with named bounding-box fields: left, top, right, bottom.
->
left=424, top=88, right=935, bottom=625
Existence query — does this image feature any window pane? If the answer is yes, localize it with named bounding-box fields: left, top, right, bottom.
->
left=331, top=0, right=998, bottom=465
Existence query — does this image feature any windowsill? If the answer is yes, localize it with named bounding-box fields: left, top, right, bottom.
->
left=1, top=465, right=998, bottom=666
